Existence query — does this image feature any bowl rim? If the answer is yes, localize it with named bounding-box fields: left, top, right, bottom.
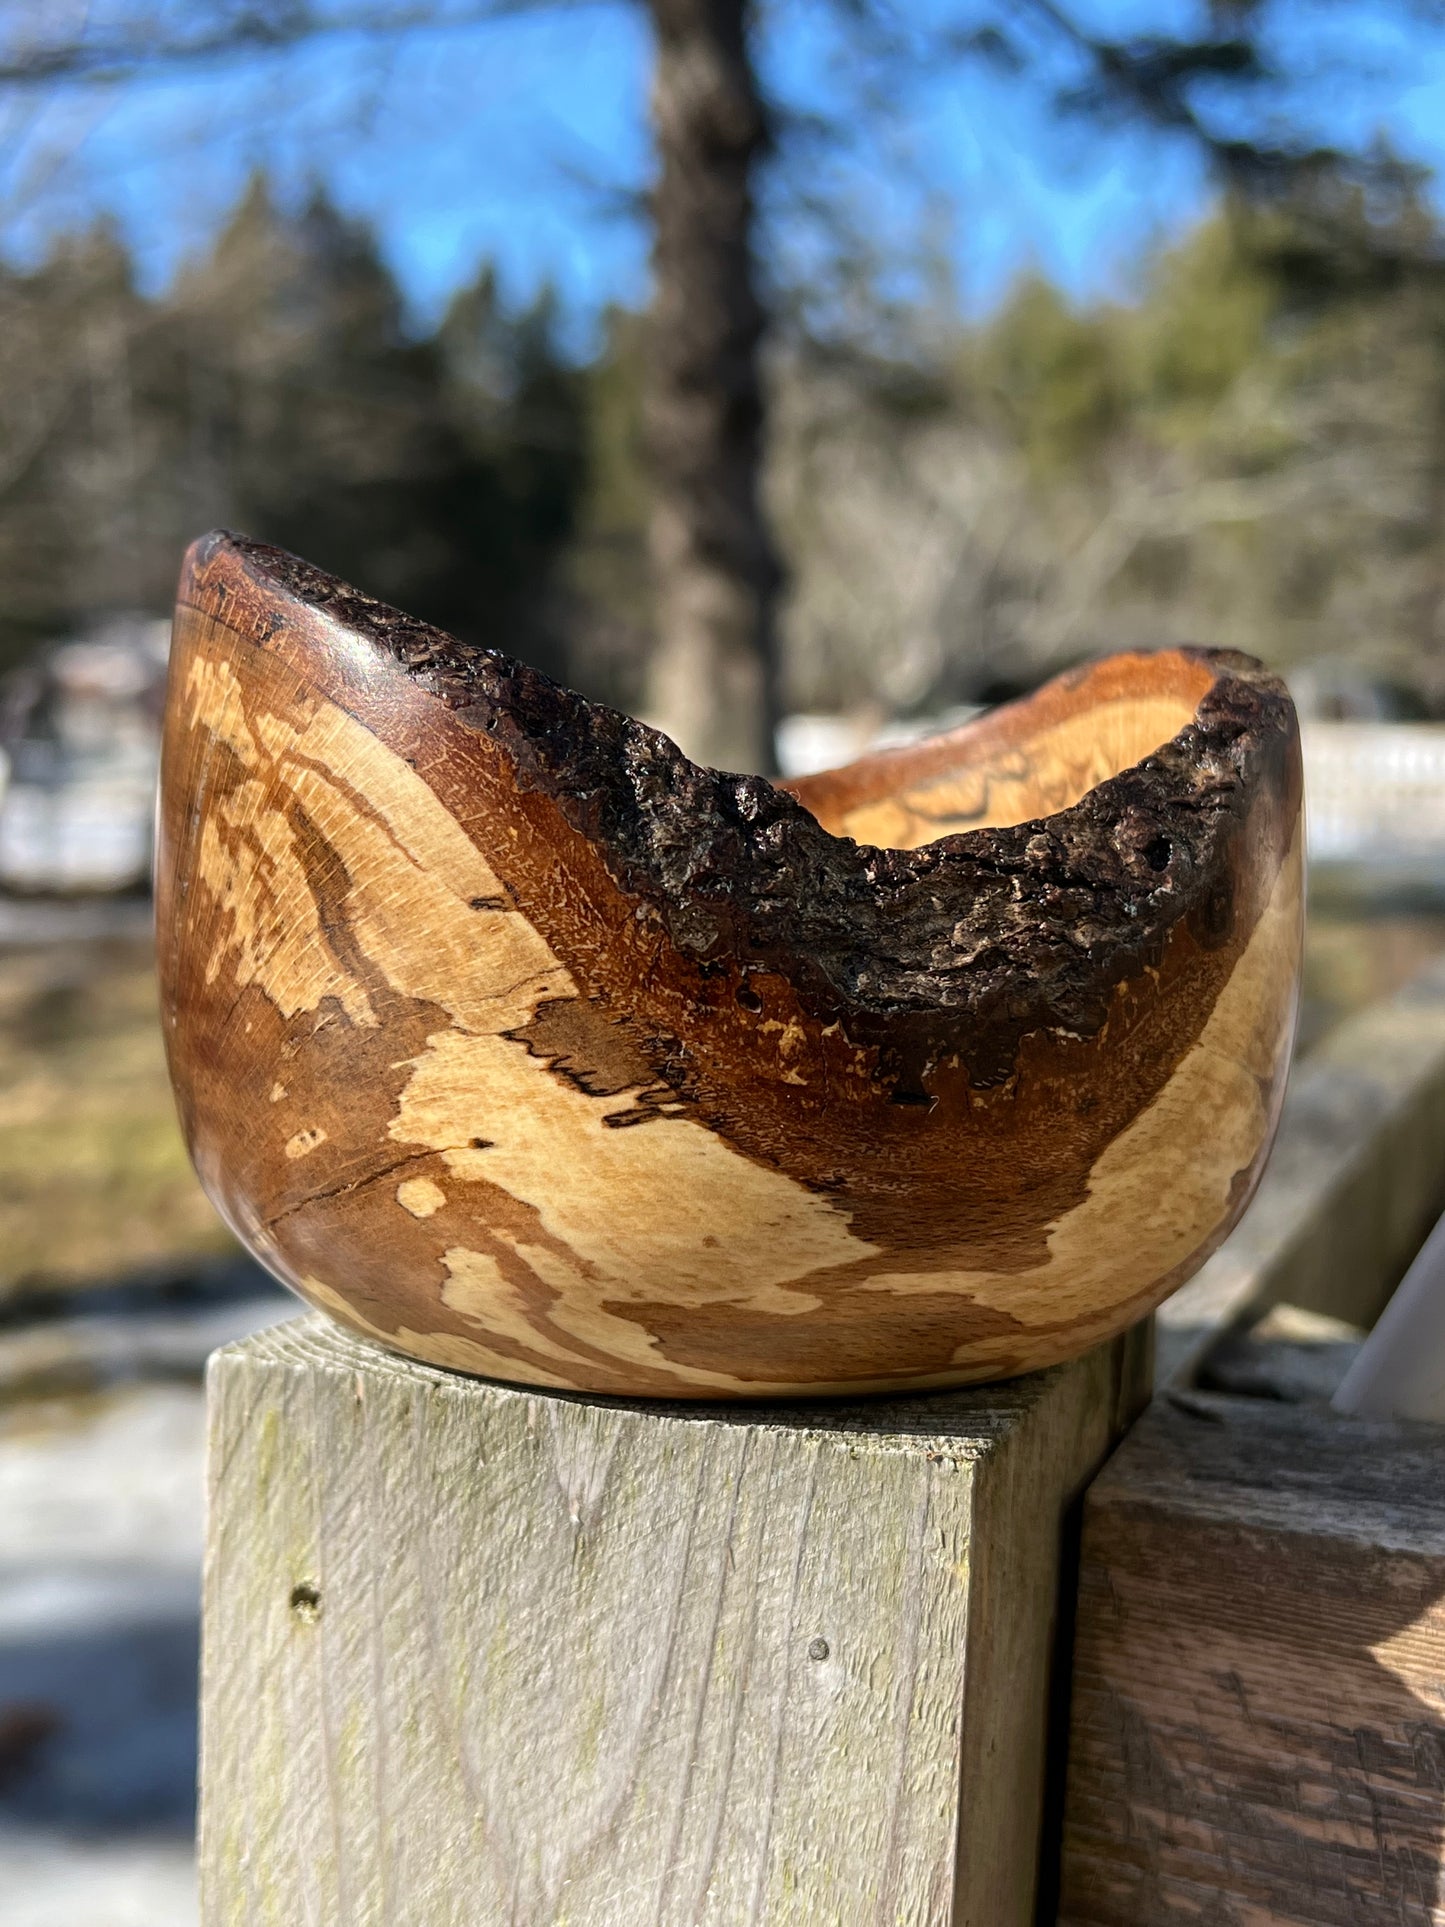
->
left=174, top=530, right=1303, bottom=1063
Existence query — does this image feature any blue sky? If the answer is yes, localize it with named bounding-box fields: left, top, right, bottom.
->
left=3, top=0, right=1445, bottom=343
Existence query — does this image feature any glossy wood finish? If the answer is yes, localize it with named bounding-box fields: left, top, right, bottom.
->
left=157, top=532, right=1303, bottom=1398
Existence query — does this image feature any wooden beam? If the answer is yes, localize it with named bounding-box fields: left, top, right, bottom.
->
left=1059, top=1390, right=1445, bottom=1926
left=199, top=1315, right=1147, bottom=1926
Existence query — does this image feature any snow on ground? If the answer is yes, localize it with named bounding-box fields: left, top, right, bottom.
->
left=0, top=1383, right=203, bottom=1923
left=0, top=1283, right=289, bottom=1925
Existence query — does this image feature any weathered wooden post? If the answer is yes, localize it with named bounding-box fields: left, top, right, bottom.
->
left=200, top=1317, right=1146, bottom=1924
left=161, top=536, right=1302, bottom=1922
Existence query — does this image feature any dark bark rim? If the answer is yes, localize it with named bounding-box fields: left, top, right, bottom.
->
left=181, top=530, right=1300, bottom=1046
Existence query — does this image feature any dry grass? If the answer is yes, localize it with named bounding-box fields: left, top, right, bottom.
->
left=0, top=937, right=232, bottom=1300
left=1298, top=905, right=1445, bottom=1054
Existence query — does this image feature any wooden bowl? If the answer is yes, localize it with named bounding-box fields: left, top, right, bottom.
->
left=158, top=533, right=1303, bottom=1399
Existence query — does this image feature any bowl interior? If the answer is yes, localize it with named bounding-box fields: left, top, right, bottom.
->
left=788, top=651, right=1214, bottom=851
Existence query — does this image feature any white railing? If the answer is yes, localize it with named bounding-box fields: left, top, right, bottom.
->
left=1302, top=723, right=1445, bottom=865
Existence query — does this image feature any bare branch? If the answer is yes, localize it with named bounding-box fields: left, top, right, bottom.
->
left=1011, top=0, right=1362, bottom=195
left=0, top=0, right=595, bottom=89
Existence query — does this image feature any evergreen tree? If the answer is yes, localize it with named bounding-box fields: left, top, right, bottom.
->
left=0, top=181, right=587, bottom=678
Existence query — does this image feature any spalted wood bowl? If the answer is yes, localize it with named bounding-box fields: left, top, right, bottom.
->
left=158, top=533, right=1303, bottom=1399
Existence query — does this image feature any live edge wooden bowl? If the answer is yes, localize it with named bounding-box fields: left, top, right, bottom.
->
left=157, top=533, right=1303, bottom=1400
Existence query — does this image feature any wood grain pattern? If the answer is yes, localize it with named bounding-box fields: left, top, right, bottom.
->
left=199, top=1313, right=1147, bottom=1927
left=1059, top=1391, right=1445, bottom=1926
left=1157, top=949, right=1445, bottom=1386
left=158, top=532, right=1303, bottom=1397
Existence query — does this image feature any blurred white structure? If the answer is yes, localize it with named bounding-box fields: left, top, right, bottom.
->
left=776, top=705, right=981, bottom=779
left=774, top=713, right=873, bottom=780
left=1335, top=1204, right=1445, bottom=1421
left=0, top=619, right=169, bottom=895
left=1302, top=723, right=1445, bottom=868
left=779, top=704, right=1445, bottom=880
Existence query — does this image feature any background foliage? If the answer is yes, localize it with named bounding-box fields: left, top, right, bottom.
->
left=7, top=173, right=1445, bottom=724
left=8, top=163, right=1445, bottom=724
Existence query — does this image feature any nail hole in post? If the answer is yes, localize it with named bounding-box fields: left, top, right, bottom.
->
left=290, top=1582, right=322, bottom=1624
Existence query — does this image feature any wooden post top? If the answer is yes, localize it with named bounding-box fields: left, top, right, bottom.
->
left=201, top=1314, right=1148, bottom=1927
left=158, top=533, right=1302, bottom=1399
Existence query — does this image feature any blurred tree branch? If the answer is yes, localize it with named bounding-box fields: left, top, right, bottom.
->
left=1018, top=0, right=1444, bottom=253
left=0, top=0, right=786, bottom=772
left=0, top=2, right=579, bottom=87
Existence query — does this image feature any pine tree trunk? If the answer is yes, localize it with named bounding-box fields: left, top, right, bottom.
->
left=642, top=0, right=781, bottom=774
